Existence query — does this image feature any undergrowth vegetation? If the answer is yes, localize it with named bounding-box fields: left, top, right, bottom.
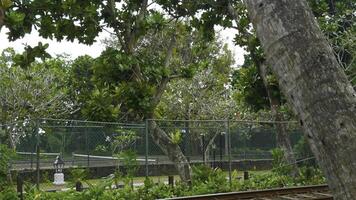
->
left=0, top=147, right=326, bottom=200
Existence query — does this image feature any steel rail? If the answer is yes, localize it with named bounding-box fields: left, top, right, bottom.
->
left=160, top=184, right=331, bottom=200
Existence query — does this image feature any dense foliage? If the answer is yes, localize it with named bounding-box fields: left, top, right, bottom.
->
left=0, top=0, right=354, bottom=198
left=0, top=48, right=70, bottom=122
left=0, top=163, right=325, bottom=200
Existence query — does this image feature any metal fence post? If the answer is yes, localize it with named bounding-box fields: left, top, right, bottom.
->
left=35, top=119, right=40, bottom=190
left=61, top=130, right=65, bottom=158
left=168, top=175, right=174, bottom=187
left=30, top=144, right=34, bottom=170
left=219, top=132, right=223, bottom=168
left=202, top=134, right=206, bottom=163
left=227, top=119, right=232, bottom=187
left=145, top=119, right=149, bottom=177
left=85, top=127, right=89, bottom=169
left=17, top=171, right=24, bottom=200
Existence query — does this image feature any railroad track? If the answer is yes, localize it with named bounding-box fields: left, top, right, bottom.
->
left=161, top=185, right=333, bottom=200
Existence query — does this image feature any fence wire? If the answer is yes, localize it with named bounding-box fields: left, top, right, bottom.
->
left=3, top=119, right=308, bottom=191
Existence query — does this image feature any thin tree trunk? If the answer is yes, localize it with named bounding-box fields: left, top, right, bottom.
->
left=259, top=64, right=299, bottom=177
left=204, top=131, right=219, bottom=165
left=245, top=0, right=356, bottom=199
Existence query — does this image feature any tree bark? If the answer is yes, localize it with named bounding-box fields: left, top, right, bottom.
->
left=259, top=64, right=299, bottom=177
left=245, top=0, right=356, bottom=199
left=147, top=120, right=192, bottom=183
left=228, top=0, right=298, bottom=175
left=147, top=78, right=192, bottom=183
left=146, top=33, right=192, bottom=183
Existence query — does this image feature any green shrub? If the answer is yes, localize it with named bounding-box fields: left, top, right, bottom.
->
left=237, top=172, right=294, bottom=190
left=137, top=179, right=174, bottom=200
left=296, top=167, right=326, bottom=185
left=19, top=161, right=326, bottom=199
left=271, top=148, right=293, bottom=176
left=69, top=168, right=88, bottom=183
left=67, top=167, right=88, bottom=189
left=0, top=187, right=19, bottom=200
left=190, top=165, right=230, bottom=194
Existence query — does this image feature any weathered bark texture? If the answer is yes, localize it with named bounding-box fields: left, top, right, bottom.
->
left=245, top=0, right=356, bottom=199
left=148, top=91, right=192, bottom=183
left=228, top=0, right=298, bottom=176
left=147, top=120, right=192, bottom=183
left=259, top=64, right=299, bottom=177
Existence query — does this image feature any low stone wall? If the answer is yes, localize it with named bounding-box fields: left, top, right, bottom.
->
left=11, top=159, right=273, bottom=181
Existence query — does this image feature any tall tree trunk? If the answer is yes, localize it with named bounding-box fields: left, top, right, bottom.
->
left=147, top=79, right=192, bottom=183
left=145, top=33, right=192, bottom=183
left=259, top=64, right=299, bottom=177
left=245, top=0, right=356, bottom=199
left=147, top=119, right=192, bottom=183
left=227, top=0, right=298, bottom=175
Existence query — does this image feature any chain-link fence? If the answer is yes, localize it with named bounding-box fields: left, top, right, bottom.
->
left=3, top=119, right=309, bottom=191
left=147, top=120, right=229, bottom=171
left=229, top=120, right=303, bottom=160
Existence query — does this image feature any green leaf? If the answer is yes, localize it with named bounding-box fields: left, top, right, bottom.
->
left=7, top=11, right=25, bottom=24
left=170, top=130, right=182, bottom=144
left=0, top=0, right=12, bottom=9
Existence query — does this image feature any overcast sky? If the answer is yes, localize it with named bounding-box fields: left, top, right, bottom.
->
left=0, top=27, right=245, bottom=66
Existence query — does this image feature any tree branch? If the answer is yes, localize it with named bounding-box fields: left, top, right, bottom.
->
left=128, top=0, right=149, bottom=51
left=227, top=0, right=239, bottom=21
left=149, top=32, right=177, bottom=115
left=104, top=0, right=127, bottom=51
